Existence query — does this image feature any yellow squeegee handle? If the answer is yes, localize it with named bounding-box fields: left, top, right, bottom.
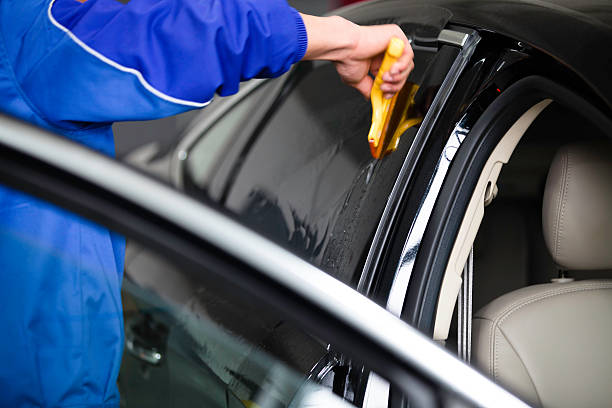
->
left=368, top=37, right=405, bottom=159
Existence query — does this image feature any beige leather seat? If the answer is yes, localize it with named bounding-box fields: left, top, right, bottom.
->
left=472, top=141, right=612, bottom=408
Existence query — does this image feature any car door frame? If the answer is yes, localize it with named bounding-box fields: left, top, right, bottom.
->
left=402, top=74, right=612, bottom=336
left=0, top=113, right=528, bottom=407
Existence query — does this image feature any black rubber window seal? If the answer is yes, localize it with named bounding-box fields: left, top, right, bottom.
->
left=402, top=75, right=612, bottom=334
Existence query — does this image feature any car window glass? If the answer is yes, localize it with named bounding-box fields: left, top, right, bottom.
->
left=0, top=185, right=455, bottom=408
left=185, top=83, right=270, bottom=189
left=120, top=239, right=476, bottom=408
left=184, top=39, right=459, bottom=288
left=121, top=240, right=330, bottom=407
left=0, top=194, right=350, bottom=407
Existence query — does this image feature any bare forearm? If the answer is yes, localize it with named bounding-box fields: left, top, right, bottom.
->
left=300, top=14, right=358, bottom=61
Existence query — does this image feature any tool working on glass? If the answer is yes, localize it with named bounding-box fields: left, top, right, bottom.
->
left=368, top=37, right=423, bottom=159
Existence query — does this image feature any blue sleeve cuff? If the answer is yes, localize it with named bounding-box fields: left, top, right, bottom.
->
left=292, top=8, right=308, bottom=62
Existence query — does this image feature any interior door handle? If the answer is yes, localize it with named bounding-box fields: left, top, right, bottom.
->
left=126, top=335, right=164, bottom=365
left=125, top=313, right=168, bottom=366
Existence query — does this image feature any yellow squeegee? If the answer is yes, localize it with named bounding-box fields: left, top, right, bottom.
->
left=368, top=38, right=423, bottom=159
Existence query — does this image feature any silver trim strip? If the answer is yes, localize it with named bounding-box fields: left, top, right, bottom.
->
left=362, top=372, right=390, bottom=408
left=0, top=116, right=528, bottom=408
left=361, top=30, right=480, bottom=407
left=358, top=29, right=481, bottom=312
left=438, top=29, right=469, bottom=47
left=458, top=247, right=473, bottom=362
left=387, top=115, right=470, bottom=316
left=308, top=350, right=339, bottom=382
left=358, top=30, right=480, bottom=296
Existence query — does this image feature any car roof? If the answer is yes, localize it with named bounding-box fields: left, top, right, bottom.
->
left=344, top=0, right=612, bottom=111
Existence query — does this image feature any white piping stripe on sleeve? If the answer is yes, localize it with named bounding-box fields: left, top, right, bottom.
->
left=47, top=0, right=212, bottom=108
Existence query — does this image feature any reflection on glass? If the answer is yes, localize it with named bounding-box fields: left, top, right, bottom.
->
left=185, top=83, right=270, bottom=190
left=0, top=197, right=348, bottom=408
left=121, top=242, right=348, bottom=408
left=183, top=35, right=449, bottom=288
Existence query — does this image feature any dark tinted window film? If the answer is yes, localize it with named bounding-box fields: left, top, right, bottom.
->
left=185, top=45, right=458, bottom=287
left=121, top=241, right=329, bottom=407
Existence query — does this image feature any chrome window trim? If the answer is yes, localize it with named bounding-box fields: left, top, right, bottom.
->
left=387, top=115, right=470, bottom=316
left=307, top=349, right=339, bottom=382
left=360, top=29, right=479, bottom=408
left=438, top=29, right=469, bottom=47
left=0, top=115, right=527, bottom=408
left=457, top=247, right=474, bottom=363
left=362, top=372, right=391, bottom=408
left=357, top=30, right=481, bottom=303
left=361, top=116, right=471, bottom=407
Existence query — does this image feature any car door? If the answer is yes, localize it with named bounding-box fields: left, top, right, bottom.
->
left=108, top=2, right=612, bottom=405
left=371, top=13, right=612, bottom=405
left=160, top=10, right=485, bottom=403
left=0, top=113, right=528, bottom=408
left=172, top=5, right=474, bottom=301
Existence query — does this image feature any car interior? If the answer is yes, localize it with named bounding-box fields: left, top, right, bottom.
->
left=441, top=101, right=612, bottom=407
left=473, top=103, right=612, bottom=305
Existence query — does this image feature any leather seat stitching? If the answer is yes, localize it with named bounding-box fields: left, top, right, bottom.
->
left=497, top=328, right=543, bottom=407
left=480, top=284, right=612, bottom=406
left=553, top=150, right=567, bottom=260
left=471, top=317, right=497, bottom=378
left=478, top=282, right=612, bottom=327
left=557, top=149, right=571, bottom=261
left=472, top=316, right=502, bottom=381
left=474, top=316, right=496, bottom=378
left=490, top=319, right=496, bottom=378
left=499, top=285, right=612, bottom=325
left=495, top=325, right=499, bottom=381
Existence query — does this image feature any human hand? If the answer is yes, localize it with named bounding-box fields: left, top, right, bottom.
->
left=334, top=23, right=413, bottom=99
left=301, top=15, right=414, bottom=99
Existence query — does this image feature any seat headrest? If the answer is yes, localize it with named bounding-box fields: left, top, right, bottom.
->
left=542, top=141, right=612, bottom=270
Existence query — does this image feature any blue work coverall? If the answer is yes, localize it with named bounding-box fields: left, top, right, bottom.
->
left=0, top=0, right=307, bottom=406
